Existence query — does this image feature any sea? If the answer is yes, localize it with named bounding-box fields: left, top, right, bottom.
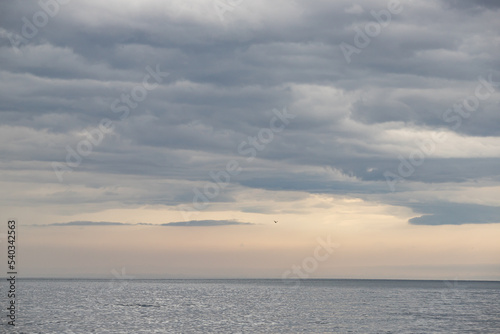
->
left=2, top=279, right=499, bottom=333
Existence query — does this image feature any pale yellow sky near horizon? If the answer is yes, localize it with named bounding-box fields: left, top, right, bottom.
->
left=3, top=191, right=499, bottom=280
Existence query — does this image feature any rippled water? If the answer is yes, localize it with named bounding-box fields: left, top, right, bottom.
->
left=2, top=279, right=499, bottom=333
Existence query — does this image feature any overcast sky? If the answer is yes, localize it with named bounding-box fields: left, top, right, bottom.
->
left=1, top=0, right=499, bottom=279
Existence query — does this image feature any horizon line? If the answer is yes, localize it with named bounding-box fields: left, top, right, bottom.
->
left=5, top=277, right=500, bottom=282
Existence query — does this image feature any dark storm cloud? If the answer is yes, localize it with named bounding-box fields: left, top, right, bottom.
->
left=1, top=0, right=500, bottom=225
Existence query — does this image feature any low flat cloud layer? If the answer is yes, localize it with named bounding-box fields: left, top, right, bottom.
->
left=161, top=220, right=254, bottom=227
left=1, top=0, right=500, bottom=227
left=49, top=221, right=129, bottom=226
left=40, top=220, right=253, bottom=227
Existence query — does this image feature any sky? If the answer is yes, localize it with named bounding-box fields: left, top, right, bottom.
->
left=0, top=0, right=499, bottom=280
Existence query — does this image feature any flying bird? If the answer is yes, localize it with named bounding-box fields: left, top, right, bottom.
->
left=274, top=220, right=278, bottom=224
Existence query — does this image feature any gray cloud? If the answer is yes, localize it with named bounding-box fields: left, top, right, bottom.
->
left=46, top=221, right=129, bottom=226
left=1, top=0, right=500, bottom=226
left=161, top=220, right=254, bottom=227
left=409, top=203, right=500, bottom=225
left=443, top=0, right=500, bottom=11
left=36, top=220, right=253, bottom=227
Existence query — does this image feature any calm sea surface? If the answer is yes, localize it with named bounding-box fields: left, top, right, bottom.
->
left=2, top=279, right=499, bottom=333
